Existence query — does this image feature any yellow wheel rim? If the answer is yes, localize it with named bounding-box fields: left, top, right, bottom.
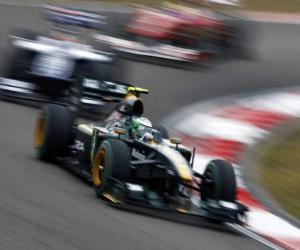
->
left=92, top=149, right=106, bottom=187
left=34, top=115, right=46, bottom=148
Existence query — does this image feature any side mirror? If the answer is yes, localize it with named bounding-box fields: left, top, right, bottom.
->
left=114, top=127, right=127, bottom=136
left=169, top=137, right=182, bottom=145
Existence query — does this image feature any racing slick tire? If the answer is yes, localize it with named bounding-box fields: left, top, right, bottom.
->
left=4, top=30, right=40, bottom=79
left=34, top=104, right=74, bottom=161
left=5, top=47, right=35, bottom=80
left=201, top=159, right=237, bottom=202
left=222, top=18, right=256, bottom=60
left=92, top=139, right=130, bottom=199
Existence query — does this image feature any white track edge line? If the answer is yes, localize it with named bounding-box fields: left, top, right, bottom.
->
left=228, top=223, right=284, bottom=250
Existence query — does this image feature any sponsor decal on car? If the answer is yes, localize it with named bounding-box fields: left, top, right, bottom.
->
left=91, top=128, right=99, bottom=161
left=74, top=139, right=85, bottom=151
left=83, top=79, right=100, bottom=89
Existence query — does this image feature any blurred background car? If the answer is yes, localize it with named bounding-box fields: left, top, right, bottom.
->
left=0, top=5, right=129, bottom=113
left=94, top=0, right=255, bottom=65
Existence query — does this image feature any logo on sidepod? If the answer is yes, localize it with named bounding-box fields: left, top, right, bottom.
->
left=74, top=140, right=85, bottom=151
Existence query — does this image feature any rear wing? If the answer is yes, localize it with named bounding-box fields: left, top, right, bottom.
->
left=45, top=5, right=106, bottom=29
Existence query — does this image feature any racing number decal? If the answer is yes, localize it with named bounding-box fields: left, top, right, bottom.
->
left=91, top=128, right=99, bottom=162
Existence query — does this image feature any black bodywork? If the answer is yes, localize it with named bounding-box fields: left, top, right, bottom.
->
left=66, top=122, right=247, bottom=224
left=35, top=95, right=248, bottom=224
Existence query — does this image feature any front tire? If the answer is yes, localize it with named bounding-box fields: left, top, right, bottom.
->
left=201, top=159, right=237, bottom=202
left=92, top=139, right=130, bottom=198
left=34, top=104, right=74, bottom=161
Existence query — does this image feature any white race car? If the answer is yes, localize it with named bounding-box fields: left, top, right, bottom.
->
left=0, top=6, right=128, bottom=112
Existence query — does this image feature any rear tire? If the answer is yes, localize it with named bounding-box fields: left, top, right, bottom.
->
left=34, top=104, right=74, bottom=161
left=5, top=47, right=35, bottom=80
left=5, top=30, right=40, bottom=79
left=92, top=139, right=130, bottom=198
left=223, top=18, right=256, bottom=60
left=201, top=159, right=236, bottom=202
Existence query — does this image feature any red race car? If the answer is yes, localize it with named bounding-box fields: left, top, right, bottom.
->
left=95, top=0, right=254, bottom=65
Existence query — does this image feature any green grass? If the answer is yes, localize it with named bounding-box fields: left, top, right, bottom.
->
left=243, top=0, right=300, bottom=12
left=117, top=0, right=300, bottom=12
left=259, top=128, right=300, bottom=220
left=65, top=0, right=300, bottom=12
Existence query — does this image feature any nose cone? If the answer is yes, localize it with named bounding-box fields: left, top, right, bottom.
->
left=176, top=163, right=193, bottom=181
left=159, top=145, right=193, bottom=181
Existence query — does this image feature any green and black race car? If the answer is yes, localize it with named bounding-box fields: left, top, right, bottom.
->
left=34, top=87, right=248, bottom=224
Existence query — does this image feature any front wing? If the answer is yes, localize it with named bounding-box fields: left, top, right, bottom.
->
left=101, top=177, right=248, bottom=225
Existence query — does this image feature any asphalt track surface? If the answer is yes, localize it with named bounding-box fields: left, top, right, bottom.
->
left=1, top=5, right=300, bottom=250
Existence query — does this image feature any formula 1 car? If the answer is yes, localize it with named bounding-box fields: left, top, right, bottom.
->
left=94, top=0, right=253, bottom=65
left=34, top=86, right=248, bottom=224
left=0, top=6, right=127, bottom=112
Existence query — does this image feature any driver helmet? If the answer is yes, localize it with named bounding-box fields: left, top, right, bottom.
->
left=130, top=117, right=153, bottom=139
left=142, top=132, right=155, bottom=144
